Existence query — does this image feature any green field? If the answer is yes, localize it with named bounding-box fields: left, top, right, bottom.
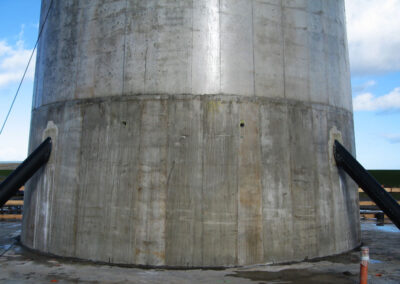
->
left=0, top=170, right=12, bottom=182
left=368, top=170, right=400, bottom=187
left=359, top=192, right=400, bottom=202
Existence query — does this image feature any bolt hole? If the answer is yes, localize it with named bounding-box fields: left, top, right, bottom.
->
left=240, top=122, right=245, bottom=128
left=122, top=121, right=127, bottom=126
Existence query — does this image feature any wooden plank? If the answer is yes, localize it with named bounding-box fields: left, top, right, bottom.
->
left=360, top=213, right=376, bottom=219
left=0, top=214, right=22, bottom=220
left=360, top=201, right=376, bottom=206
left=359, top=187, right=400, bottom=193
left=360, top=200, right=400, bottom=206
left=4, top=200, right=23, bottom=206
left=360, top=213, right=389, bottom=219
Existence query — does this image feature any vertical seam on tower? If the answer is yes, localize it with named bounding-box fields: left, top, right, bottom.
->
left=72, top=2, right=84, bottom=255
left=122, top=0, right=128, bottom=95
left=306, top=3, right=313, bottom=258
left=326, top=116, right=337, bottom=252
left=144, top=45, right=148, bottom=93
left=236, top=103, right=239, bottom=265
left=280, top=0, right=286, bottom=99
left=144, top=1, right=149, bottom=95
left=258, top=101, right=264, bottom=262
left=74, top=1, right=82, bottom=99
left=133, top=101, right=144, bottom=264
left=306, top=3, right=311, bottom=103
left=286, top=109, right=295, bottom=260
left=310, top=108, right=320, bottom=257
left=163, top=100, right=169, bottom=266
left=218, top=0, right=222, bottom=93
left=251, top=0, right=256, bottom=96
left=73, top=108, right=84, bottom=256
left=191, top=0, right=194, bottom=94
left=190, top=0, right=195, bottom=264
left=200, top=100, right=205, bottom=265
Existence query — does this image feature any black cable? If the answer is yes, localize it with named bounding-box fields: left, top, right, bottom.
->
left=0, top=0, right=54, bottom=135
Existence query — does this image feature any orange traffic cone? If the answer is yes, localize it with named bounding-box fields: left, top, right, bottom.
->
left=360, top=247, right=369, bottom=284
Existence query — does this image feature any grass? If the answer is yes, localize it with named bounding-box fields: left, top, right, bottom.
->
left=0, top=170, right=12, bottom=183
left=368, top=170, right=400, bottom=188
left=360, top=192, right=400, bottom=202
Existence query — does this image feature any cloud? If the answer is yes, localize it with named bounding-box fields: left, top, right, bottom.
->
left=352, top=80, right=376, bottom=93
left=382, top=134, right=400, bottom=144
left=0, top=41, right=13, bottom=56
left=353, top=87, right=400, bottom=111
left=0, top=39, right=36, bottom=89
left=346, top=0, right=400, bottom=74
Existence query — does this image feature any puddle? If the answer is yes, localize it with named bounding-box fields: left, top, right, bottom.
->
left=361, top=222, right=399, bottom=233
left=226, top=269, right=355, bottom=284
left=0, top=244, right=14, bottom=257
left=0, top=244, right=12, bottom=251
left=369, top=259, right=383, bottom=264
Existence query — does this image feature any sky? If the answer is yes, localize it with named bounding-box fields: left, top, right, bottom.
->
left=0, top=0, right=399, bottom=169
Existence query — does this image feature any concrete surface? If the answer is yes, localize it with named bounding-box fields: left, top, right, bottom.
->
left=2, top=220, right=399, bottom=283
left=24, top=0, right=359, bottom=266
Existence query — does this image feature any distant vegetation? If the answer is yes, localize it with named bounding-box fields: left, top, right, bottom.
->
left=0, top=170, right=12, bottom=182
left=368, top=170, right=400, bottom=188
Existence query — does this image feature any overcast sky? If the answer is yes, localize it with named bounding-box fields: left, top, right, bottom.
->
left=0, top=0, right=399, bottom=169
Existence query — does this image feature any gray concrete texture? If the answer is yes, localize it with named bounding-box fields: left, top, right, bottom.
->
left=4, top=221, right=400, bottom=283
left=22, top=0, right=360, bottom=267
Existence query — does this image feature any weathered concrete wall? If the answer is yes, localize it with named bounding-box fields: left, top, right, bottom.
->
left=22, top=0, right=360, bottom=267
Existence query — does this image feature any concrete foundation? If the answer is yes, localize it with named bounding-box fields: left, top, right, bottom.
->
left=5, top=221, right=400, bottom=283
left=22, top=0, right=360, bottom=267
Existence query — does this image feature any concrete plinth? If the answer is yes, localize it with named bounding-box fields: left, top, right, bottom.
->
left=22, top=0, right=360, bottom=267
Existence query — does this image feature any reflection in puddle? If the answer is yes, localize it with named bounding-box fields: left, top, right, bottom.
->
left=361, top=222, right=399, bottom=233
left=369, top=259, right=383, bottom=264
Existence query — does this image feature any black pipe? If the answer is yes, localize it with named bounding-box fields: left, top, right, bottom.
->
left=333, top=140, right=400, bottom=230
left=0, top=137, right=52, bottom=207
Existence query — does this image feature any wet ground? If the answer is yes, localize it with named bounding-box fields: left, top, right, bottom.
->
left=0, top=220, right=399, bottom=283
